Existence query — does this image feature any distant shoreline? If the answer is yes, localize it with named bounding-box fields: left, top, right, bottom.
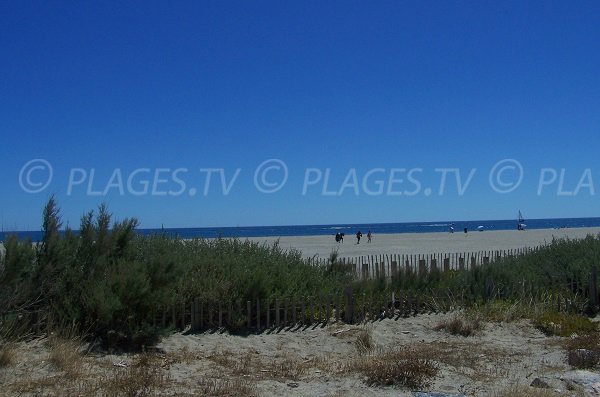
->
left=2, top=216, right=600, bottom=242
left=243, top=227, right=600, bottom=259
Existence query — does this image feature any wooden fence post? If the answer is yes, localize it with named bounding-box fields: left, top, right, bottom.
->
left=590, top=267, right=598, bottom=313
left=256, top=298, right=261, bottom=329
left=292, top=298, right=297, bottom=325
left=181, top=302, right=187, bottom=330
left=266, top=299, right=270, bottom=328
left=218, top=303, right=223, bottom=328
left=247, top=300, right=252, bottom=329
left=484, top=276, right=493, bottom=302
left=419, top=259, right=426, bottom=274
left=344, top=286, right=354, bottom=323
left=199, top=302, right=203, bottom=329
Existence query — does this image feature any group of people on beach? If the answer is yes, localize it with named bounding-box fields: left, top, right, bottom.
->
left=335, top=230, right=372, bottom=244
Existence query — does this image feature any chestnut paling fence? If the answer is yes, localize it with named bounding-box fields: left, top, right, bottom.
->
left=3, top=246, right=598, bottom=334
left=157, top=266, right=600, bottom=333
left=307, top=246, right=542, bottom=280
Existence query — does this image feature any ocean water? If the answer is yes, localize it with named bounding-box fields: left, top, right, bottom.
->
left=2, top=217, right=600, bottom=242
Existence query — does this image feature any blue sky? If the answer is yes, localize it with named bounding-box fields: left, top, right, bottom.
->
left=1, top=1, right=600, bottom=230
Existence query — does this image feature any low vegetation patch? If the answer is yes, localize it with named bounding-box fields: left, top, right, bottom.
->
left=354, top=326, right=375, bottom=354
left=0, top=342, right=16, bottom=367
left=197, top=377, right=258, bottom=397
left=534, top=312, right=597, bottom=337
left=492, top=384, right=566, bottom=397
left=434, top=312, right=483, bottom=336
left=47, top=335, right=87, bottom=378
left=349, top=348, right=438, bottom=389
left=107, top=353, right=169, bottom=397
left=206, top=347, right=308, bottom=381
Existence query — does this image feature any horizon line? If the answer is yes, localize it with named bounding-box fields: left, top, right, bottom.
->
left=3, top=215, right=600, bottom=234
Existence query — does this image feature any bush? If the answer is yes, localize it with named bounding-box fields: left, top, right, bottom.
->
left=434, top=312, right=483, bottom=337
left=352, top=348, right=438, bottom=389
left=534, top=312, right=597, bottom=337
left=0, top=198, right=354, bottom=348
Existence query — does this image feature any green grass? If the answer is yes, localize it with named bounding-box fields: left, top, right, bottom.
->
left=534, top=312, right=598, bottom=337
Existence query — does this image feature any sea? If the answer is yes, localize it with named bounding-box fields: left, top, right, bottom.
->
left=2, top=217, right=600, bottom=242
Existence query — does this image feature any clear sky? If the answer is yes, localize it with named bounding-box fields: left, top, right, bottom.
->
left=1, top=1, right=600, bottom=230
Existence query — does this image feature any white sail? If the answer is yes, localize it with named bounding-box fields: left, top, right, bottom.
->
left=517, top=210, right=526, bottom=230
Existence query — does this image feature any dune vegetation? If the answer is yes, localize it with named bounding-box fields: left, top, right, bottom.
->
left=1, top=198, right=600, bottom=349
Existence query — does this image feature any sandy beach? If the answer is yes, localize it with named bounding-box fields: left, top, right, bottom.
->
left=3, top=227, right=597, bottom=261
left=246, top=227, right=600, bottom=260
left=3, top=313, right=598, bottom=396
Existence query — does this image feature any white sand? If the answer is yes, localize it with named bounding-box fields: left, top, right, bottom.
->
left=245, top=227, right=600, bottom=259
left=2, top=227, right=598, bottom=261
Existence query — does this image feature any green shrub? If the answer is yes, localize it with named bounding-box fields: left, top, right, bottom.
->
left=534, top=312, right=597, bottom=337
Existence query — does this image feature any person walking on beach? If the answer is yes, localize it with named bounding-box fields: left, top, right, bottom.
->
left=367, top=230, right=372, bottom=243
left=356, top=230, right=362, bottom=244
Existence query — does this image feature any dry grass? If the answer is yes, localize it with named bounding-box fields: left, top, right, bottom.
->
left=169, top=346, right=199, bottom=364
left=491, top=383, right=573, bottom=397
left=0, top=342, right=16, bottom=367
left=564, top=333, right=600, bottom=351
left=415, top=340, right=514, bottom=381
left=47, top=335, right=86, bottom=378
left=434, top=312, right=483, bottom=336
left=206, top=347, right=308, bottom=381
left=347, top=347, right=438, bottom=389
left=8, top=342, right=172, bottom=397
left=270, top=351, right=308, bottom=380
left=197, top=377, right=257, bottom=396
left=206, top=348, right=256, bottom=376
left=354, top=326, right=375, bottom=355
left=106, top=352, right=170, bottom=397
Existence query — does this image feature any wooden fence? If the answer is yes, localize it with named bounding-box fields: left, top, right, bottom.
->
left=3, top=268, right=598, bottom=335
left=307, top=246, right=541, bottom=280
left=159, top=268, right=599, bottom=332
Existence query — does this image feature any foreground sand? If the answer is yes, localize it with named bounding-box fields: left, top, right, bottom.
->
left=246, top=227, right=600, bottom=259
left=1, top=314, right=596, bottom=396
